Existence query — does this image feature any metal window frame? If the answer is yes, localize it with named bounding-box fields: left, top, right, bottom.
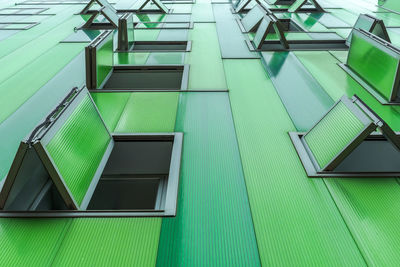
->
left=0, top=133, right=183, bottom=218
left=346, top=14, right=391, bottom=46
left=289, top=95, right=400, bottom=177
left=340, top=29, right=400, bottom=105
left=89, top=64, right=190, bottom=92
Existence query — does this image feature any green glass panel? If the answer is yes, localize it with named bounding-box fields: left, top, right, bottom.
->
left=96, top=35, right=113, bottom=88
left=304, top=101, right=365, bottom=169
left=52, top=218, right=161, bottom=266
left=91, top=92, right=130, bottom=132
left=114, top=92, right=178, bottom=133
left=0, top=218, right=70, bottom=266
left=0, top=43, right=85, bottom=124
left=294, top=51, right=400, bottom=130
left=347, top=32, right=399, bottom=101
left=157, top=93, right=261, bottom=266
left=46, top=95, right=111, bottom=205
left=185, top=23, right=226, bottom=90
left=224, top=59, right=365, bottom=266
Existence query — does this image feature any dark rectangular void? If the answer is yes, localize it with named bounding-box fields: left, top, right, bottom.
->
left=131, top=41, right=190, bottom=52
left=88, top=138, right=173, bottom=210
left=102, top=65, right=188, bottom=90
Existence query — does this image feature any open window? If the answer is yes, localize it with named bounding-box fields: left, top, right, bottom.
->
left=0, top=87, right=182, bottom=217
left=239, top=4, right=302, bottom=33
left=290, top=95, right=400, bottom=177
left=79, top=4, right=119, bottom=29
left=346, top=14, right=390, bottom=46
left=86, top=30, right=189, bottom=90
left=247, top=14, right=346, bottom=51
left=117, top=13, right=191, bottom=52
left=339, top=29, right=400, bottom=105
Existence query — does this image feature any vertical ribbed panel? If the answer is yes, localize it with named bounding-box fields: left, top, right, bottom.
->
left=293, top=50, right=400, bottom=266
left=224, top=59, right=365, bottom=266
left=156, top=93, right=261, bottom=267
left=52, top=218, right=161, bottom=266
left=0, top=218, right=70, bottom=266
left=185, top=23, right=227, bottom=90
left=114, top=92, right=179, bottom=133
left=304, top=101, right=365, bottom=169
left=91, top=92, right=130, bottom=132
left=46, top=95, right=111, bottom=205
left=326, top=179, right=400, bottom=266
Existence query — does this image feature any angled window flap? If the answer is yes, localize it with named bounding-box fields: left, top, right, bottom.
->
left=347, top=14, right=390, bottom=46
left=131, top=0, right=169, bottom=13
left=241, top=4, right=266, bottom=32
left=85, top=30, right=114, bottom=89
left=80, top=0, right=117, bottom=15
left=288, top=0, right=324, bottom=13
left=341, top=29, right=400, bottom=105
left=0, top=87, right=113, bottom=211
left=290, top=95, right=400, bottom=177
left=80, top=6, right=119, bottom=29
left=253, top=15, right=289, bottom=50
left=234, top=0, right=252, bottom=13
left=117, top=13, right=135, bottom=51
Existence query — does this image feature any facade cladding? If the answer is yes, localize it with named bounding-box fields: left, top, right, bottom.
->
left=2, top=0, right=400, bottom=266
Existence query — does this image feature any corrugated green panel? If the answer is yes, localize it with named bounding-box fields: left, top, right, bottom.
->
left=46, top=95, right=111, bottom=205
left=304, top=101, right=365, bottom=169
left=156, top=93, right=261, bottom=267
left=52, top=218, right=161, bottom=266
left=381, top=0, right=400, bottom=13
left=91, top=92, right=130, bottom=132
left=0, top=218, right=70, bottom=266
left=0, top=5, right=80, bottom=59
left=224, top=59, right=366, bottom=266
left=191, top=3, right=214, bottom=22
left=294, top=51, right=400, bottom=130
left=96, top=35, right=113, bottom=88
left=0, top=43, right=85, bottom=124
left=294, top=50, right=400, bottom=266
left=114, top=92, right=178, bottom=133
left=347, top=32, right=399, bottom=101
left=261, top=52, right=334, bottom=131
left=185, top=23, right=227, bottom=90
left=325, top=179, right=400, bottom=266
left=0, top=15, right=82, bottom=86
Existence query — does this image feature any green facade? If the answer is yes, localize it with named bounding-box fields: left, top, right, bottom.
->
left=2, top=0, right=400, bottom=266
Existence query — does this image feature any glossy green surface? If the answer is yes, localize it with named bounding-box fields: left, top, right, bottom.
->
left=347, top=31, right=399, bottom=101
left=0, top=218, right=70, bottom=266
left=46, top=95, right=111, bottom=206
left=96, top=34, right=113, bottom=88
left=224, top=59, right=365, bottom=266
left=53, top=218, right=161, bottom=266
left=114, top=92, right=179, bottom=132
left=91, top=92, right=130, bottom=131
left=157, top=92, right=260, bottom=266
left=4, top=0, right=400, bottom=265
left=0, top=43, right=85, bottom=124
left=185, top=23, right=227, bottom=89
left=304, top=101, right=366, bottom=169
